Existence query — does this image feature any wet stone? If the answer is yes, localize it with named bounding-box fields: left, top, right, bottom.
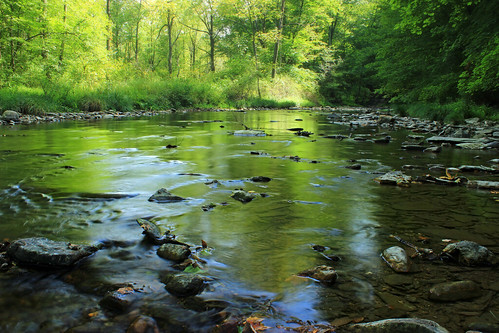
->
left=231, top=189, right=257, bottom=203
left=7, top=237, right=98, bottom=267
left=99, top=286, right=140, bottom=313
left=441, top=240, right=495, bottom=266
left=2, top=110, right=20, bottom=121
left=157, top=243, right=191, bottom=262
left=375, top=171, right=412, bottom=186
left=298, top=265, right=337, bottom=285
left=383, top=274, right=413, bottom=287
left=136, top=219, right=168, bottom=245
left=428, top=280, right=481, bottom=302
left=348, top=318, right=449, bottom=333
left=376, top=292, right=417, bottom=313
left=250, top=176, right=272, bottom=182
left=161, top=273, right=207, bottom=297
left=381, top=246, right=410, bottom=273
left=148, top=188, right=185, bottom=203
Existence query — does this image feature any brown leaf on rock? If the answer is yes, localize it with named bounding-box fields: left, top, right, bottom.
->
left=244, top=316, right=270, bottom=331
left=202, top=239, right=208, bottom=248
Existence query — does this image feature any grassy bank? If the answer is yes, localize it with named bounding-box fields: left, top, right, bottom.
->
left=0, top=73, right=320, bottom=115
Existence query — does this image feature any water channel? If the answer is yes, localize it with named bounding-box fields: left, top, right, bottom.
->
left=0, top=109, right=498, bottom=332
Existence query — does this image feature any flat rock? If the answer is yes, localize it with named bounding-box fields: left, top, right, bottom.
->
left=157, top=243, right=191, bottom=262
left=348, top=318, right=449, bottom=333
left=233, top=130, right=266, bottom=137
left=456, top=142, right=488, bottom=150
left=423, top=146, right=442, bottom=153
left=148, top=188, right=185, bottom=203
left=428, top=280, right=481, bottom=302
left=441, top=241, right=495, bottom=266
left=381, top=246, right=410, bottom=273
left=7, top=237, right=98, bottom=267
left=427, top=136, right=481, bottom=145
left=458, top=165, right=498, bottom=174
left=375, top=171, right=412, bottom=186
left=250, top=176, right=272, bottom=182
left=467, top=180, right=499, bottom=190
left=161, top=273, right=207, bottom=297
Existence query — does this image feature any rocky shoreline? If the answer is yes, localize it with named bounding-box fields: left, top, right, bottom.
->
left=2, top=107, right=498, bottom=148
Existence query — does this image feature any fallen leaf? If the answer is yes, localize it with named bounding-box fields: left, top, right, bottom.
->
left=245, top=317, right=270, bottom=331
left=88, top=311, right=99, bottom=318
left=202, top=239, right=208, bottom=248
left=117, top=287, right=134, bottom=294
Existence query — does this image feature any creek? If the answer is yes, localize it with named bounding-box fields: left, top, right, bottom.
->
left=0, top=109, right=498, bottom=332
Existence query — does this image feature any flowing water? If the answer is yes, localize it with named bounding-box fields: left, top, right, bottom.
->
left=0, top=110, right=498, bottom=332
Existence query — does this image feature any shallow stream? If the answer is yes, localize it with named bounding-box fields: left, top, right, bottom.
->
left=0, top=109, right=498, bottom=332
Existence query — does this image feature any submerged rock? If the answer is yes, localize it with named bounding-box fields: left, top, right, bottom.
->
left=157, top=243, right=191, bottom=262
left=467, top=180, right=499, bottom=190
left=375, top=171, right=412, bottom=186
left=231, top=189, right=257, bottom=203
left=381, top=246, right=410, bottom=273
left=148, top=188, right=185, bottom=203
left=428, top=280, right=481, bottom=302
left=298, top=265, right=337, bottom=285
left=347, top=318, right=449, bottom=333
left=99, top=286, right=139, bottom=313
left=161, top=273, right=207, bottom=297
left=127, top=315, right=160, bottom=333
left=7, top=237, right=98, bottom=267
left=441, top=241, right=495, bottom=266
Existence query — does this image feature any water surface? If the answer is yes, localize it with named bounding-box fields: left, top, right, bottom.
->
left=0, top=110, right=498, bottom=332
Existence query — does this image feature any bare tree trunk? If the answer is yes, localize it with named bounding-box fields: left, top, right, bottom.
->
left=167, top=12, right=174, bottom=74
left=208, top=15, right=215, bottom=72
left=271, top=0, right=285, bottom=79
left=41, top=0, right=48, bottom=60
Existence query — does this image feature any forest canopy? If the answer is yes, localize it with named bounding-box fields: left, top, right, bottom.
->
left=0, top=0, right=497, bottom=121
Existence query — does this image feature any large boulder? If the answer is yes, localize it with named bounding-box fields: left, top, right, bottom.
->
left=441, top=241, right=495, bottom=266
left=7, top=237, right=98, bottom=267
left=2, top=110, right=20, bottom=121
left=347, top=318, right=449, bottom=333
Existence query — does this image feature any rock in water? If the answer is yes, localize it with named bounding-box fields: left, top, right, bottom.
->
left=137, top=218, right=167, bottom=245
left=127, top=315, right=160, bottom=333
left=161, top=273, right=207, bottom=297
left=298, top=265, right=337, bottom=285
left=231, top=190, right=257, bottom=203
left=7, top=237, right=97, bottom=267
left=374, top=171, right=412, bottom=186
left=348, top=318, right=449, bottom=333
left=441, top=241, right=495, bottom=266
left=428, top=280, right=481, bottom=302
left=381, top=246, right=410, bottom=273
left=148, top=188, right=185, bottom=203
left=157, top=243, right=191, bottom=262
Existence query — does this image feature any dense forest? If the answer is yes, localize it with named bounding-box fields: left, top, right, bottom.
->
left=0, top=0, right=497, bottom=121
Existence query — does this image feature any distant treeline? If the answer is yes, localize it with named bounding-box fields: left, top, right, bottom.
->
left=0, top=0, right=497, bottom=121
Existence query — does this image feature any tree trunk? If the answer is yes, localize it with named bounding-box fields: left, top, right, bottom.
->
left=135, top=0, right=142, bottom=62
left=106, top=0, right=111, bottom=51
left=167, top=12, right=174, bottom=74
left=41, top=0, right=48, bottom=59
left=59, top=2, right=67, bottom=64
left=209, top=15, right=215, bottom=72
left=271, top=0, right=286, bottom=79
left=328, top=14, right=338, bottom=47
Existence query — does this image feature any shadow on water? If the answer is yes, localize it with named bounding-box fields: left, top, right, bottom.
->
left=0, top=110, right=498, bottom=332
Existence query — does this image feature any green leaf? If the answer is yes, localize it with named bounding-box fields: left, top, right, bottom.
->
left=184, top=264, right=204, bottom=274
